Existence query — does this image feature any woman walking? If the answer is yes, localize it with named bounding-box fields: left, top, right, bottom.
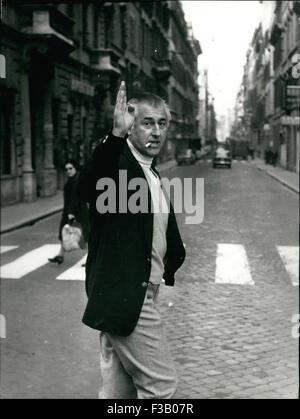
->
left=49, top=159, right=90, bottom=264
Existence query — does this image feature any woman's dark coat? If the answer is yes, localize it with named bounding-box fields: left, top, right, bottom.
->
left=59, top=173, right=90, bottom=242
left=78, top=132, right=186, bottom=336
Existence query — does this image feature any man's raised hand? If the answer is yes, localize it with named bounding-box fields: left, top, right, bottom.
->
left=112, top=81, right=136, bottom=138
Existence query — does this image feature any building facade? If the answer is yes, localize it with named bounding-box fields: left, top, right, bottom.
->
left=0, top=1, right=201, bottom=206
left=168, top=2, right=201, bottom=156
left=232, top=0, right=300, bottom=172
left=270, top=0, right=300, bottom=172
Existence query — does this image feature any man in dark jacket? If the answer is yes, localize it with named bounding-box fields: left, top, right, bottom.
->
left=79, top=81, right=185, bottom=399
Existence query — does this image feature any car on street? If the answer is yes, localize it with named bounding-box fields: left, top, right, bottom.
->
left=177, top=149, right=196, bottom=165
left=212, top=146, right=232, bottom=168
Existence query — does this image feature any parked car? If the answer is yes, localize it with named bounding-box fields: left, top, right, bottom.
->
left=177, top=149, right=196, bottom=165
left=212, top=146, right=232, bottom=168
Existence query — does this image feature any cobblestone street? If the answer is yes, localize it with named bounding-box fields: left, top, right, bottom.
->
left=160, top=159, right=299, bottom=399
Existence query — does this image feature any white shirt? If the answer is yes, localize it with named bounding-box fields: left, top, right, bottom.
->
left=127, top=139, right=169, bottom=284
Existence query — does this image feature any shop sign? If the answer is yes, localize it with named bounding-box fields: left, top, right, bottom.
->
left=285, top=85, right=300, bottom=112
left=71, top=78, right=94, bottom=96
left=280, top=116, right=300, bottom=126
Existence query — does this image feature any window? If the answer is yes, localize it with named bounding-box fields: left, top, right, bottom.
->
left=0, top=90, right=14, bottom=175
left=82, top=4, right=90, bottom=47
left=67, top=113, right=73, bottom=145
left=129, top=15, right=136, bottom=53
left=93, top=9, right=99, bottom=49
left=67, top=4, right=74, bottom=18
left=52, top=98, right=61, bottom=170
left=120, top=5, right=127, bottom=50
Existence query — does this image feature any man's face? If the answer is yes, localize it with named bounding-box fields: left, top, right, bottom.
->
left=129, top=103, right=169, bottom=158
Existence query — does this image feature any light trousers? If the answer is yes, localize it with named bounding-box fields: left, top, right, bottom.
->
left=98, top=283, right=178, bottom=399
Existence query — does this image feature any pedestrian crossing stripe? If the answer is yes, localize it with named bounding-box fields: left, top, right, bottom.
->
left=0, top=244, right=60, bottom=279
left=0, top=244, right=298, bottom=286
left=215, top=243, right=254, bottom=285
left=56, top=255, right=87, bottom=281
left=276, top=246, right=299, bottom=286
left=0, top=245, right=19, bottom=254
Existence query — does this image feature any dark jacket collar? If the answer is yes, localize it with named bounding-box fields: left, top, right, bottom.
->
left=121, top=142, right=160, bottom=179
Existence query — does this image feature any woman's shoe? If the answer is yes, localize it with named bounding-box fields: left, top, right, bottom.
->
left=48, top=255, right=64, bottom=264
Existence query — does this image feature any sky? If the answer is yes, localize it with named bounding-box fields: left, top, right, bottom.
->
left=181, top=0, right=262, bottom=120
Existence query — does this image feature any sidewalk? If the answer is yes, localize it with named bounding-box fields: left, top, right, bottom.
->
left=0, top=160, right=178, bottom=235
left=1, top=191, right=64, bottom=235
left=250, top=158, right=299, bottom=195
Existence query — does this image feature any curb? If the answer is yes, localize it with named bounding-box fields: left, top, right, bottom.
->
left=1, top=207, right=63, bottom=235
left=256, top=167, right=299, bottom=195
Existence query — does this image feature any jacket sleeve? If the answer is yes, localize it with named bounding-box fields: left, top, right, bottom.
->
left=78, top=132, right=127, bottom=203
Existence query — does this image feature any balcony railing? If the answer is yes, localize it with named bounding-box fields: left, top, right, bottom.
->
left=90, top=49, right=121, bottom=76
left=21, top=6, right=74, bottom=40
left=151, top=59, right=172, bottom=79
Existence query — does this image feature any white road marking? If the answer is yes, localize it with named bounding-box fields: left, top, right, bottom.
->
left=215, top=243, right=254, bottom=285
left=56, top=254, right=87, bottom=281
left=0, top=244, right=61, bottom=279
left=276, top=246, right=299, bottom=286
left=0, top=245, right=19, bottom=254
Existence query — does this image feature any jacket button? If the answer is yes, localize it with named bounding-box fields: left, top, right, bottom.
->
left=146, top=257, right=151, bottom=262
left=141, top=282, right=147, bottom=288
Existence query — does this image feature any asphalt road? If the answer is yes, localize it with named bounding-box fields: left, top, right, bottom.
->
left=1, top=159, right=298, bottom=399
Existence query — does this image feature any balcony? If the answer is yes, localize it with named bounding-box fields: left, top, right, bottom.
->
left=152, top=59, right=172, bottom=80
left=20, top=6, right=75, bottom=57
left=90, top=49, right=121, bottom=76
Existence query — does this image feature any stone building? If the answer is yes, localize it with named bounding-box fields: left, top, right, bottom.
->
left=270, top=0, right=300, bottom=172
left=234, top=0, right=299, bottom=172
left=0, top=1, right=201, bottom=206
left=167, top=3, right=202, bottom=155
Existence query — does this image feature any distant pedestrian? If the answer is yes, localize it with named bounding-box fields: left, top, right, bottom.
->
left=48, top=159, right=90, bottom=264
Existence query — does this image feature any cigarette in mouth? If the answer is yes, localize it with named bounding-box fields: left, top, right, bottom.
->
left=145, top=142, right=151, bottom=148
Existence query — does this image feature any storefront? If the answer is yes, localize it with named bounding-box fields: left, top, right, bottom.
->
left=281, top=116, right=300, bottom=173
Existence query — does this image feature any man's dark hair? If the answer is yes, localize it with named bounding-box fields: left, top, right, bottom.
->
left=64, top=159, right=78, bottom=170
left=128, top=92, right=171, bottom=122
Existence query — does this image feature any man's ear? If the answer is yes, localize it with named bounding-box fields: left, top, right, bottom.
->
left=128, top=123, right=135, bottom=135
